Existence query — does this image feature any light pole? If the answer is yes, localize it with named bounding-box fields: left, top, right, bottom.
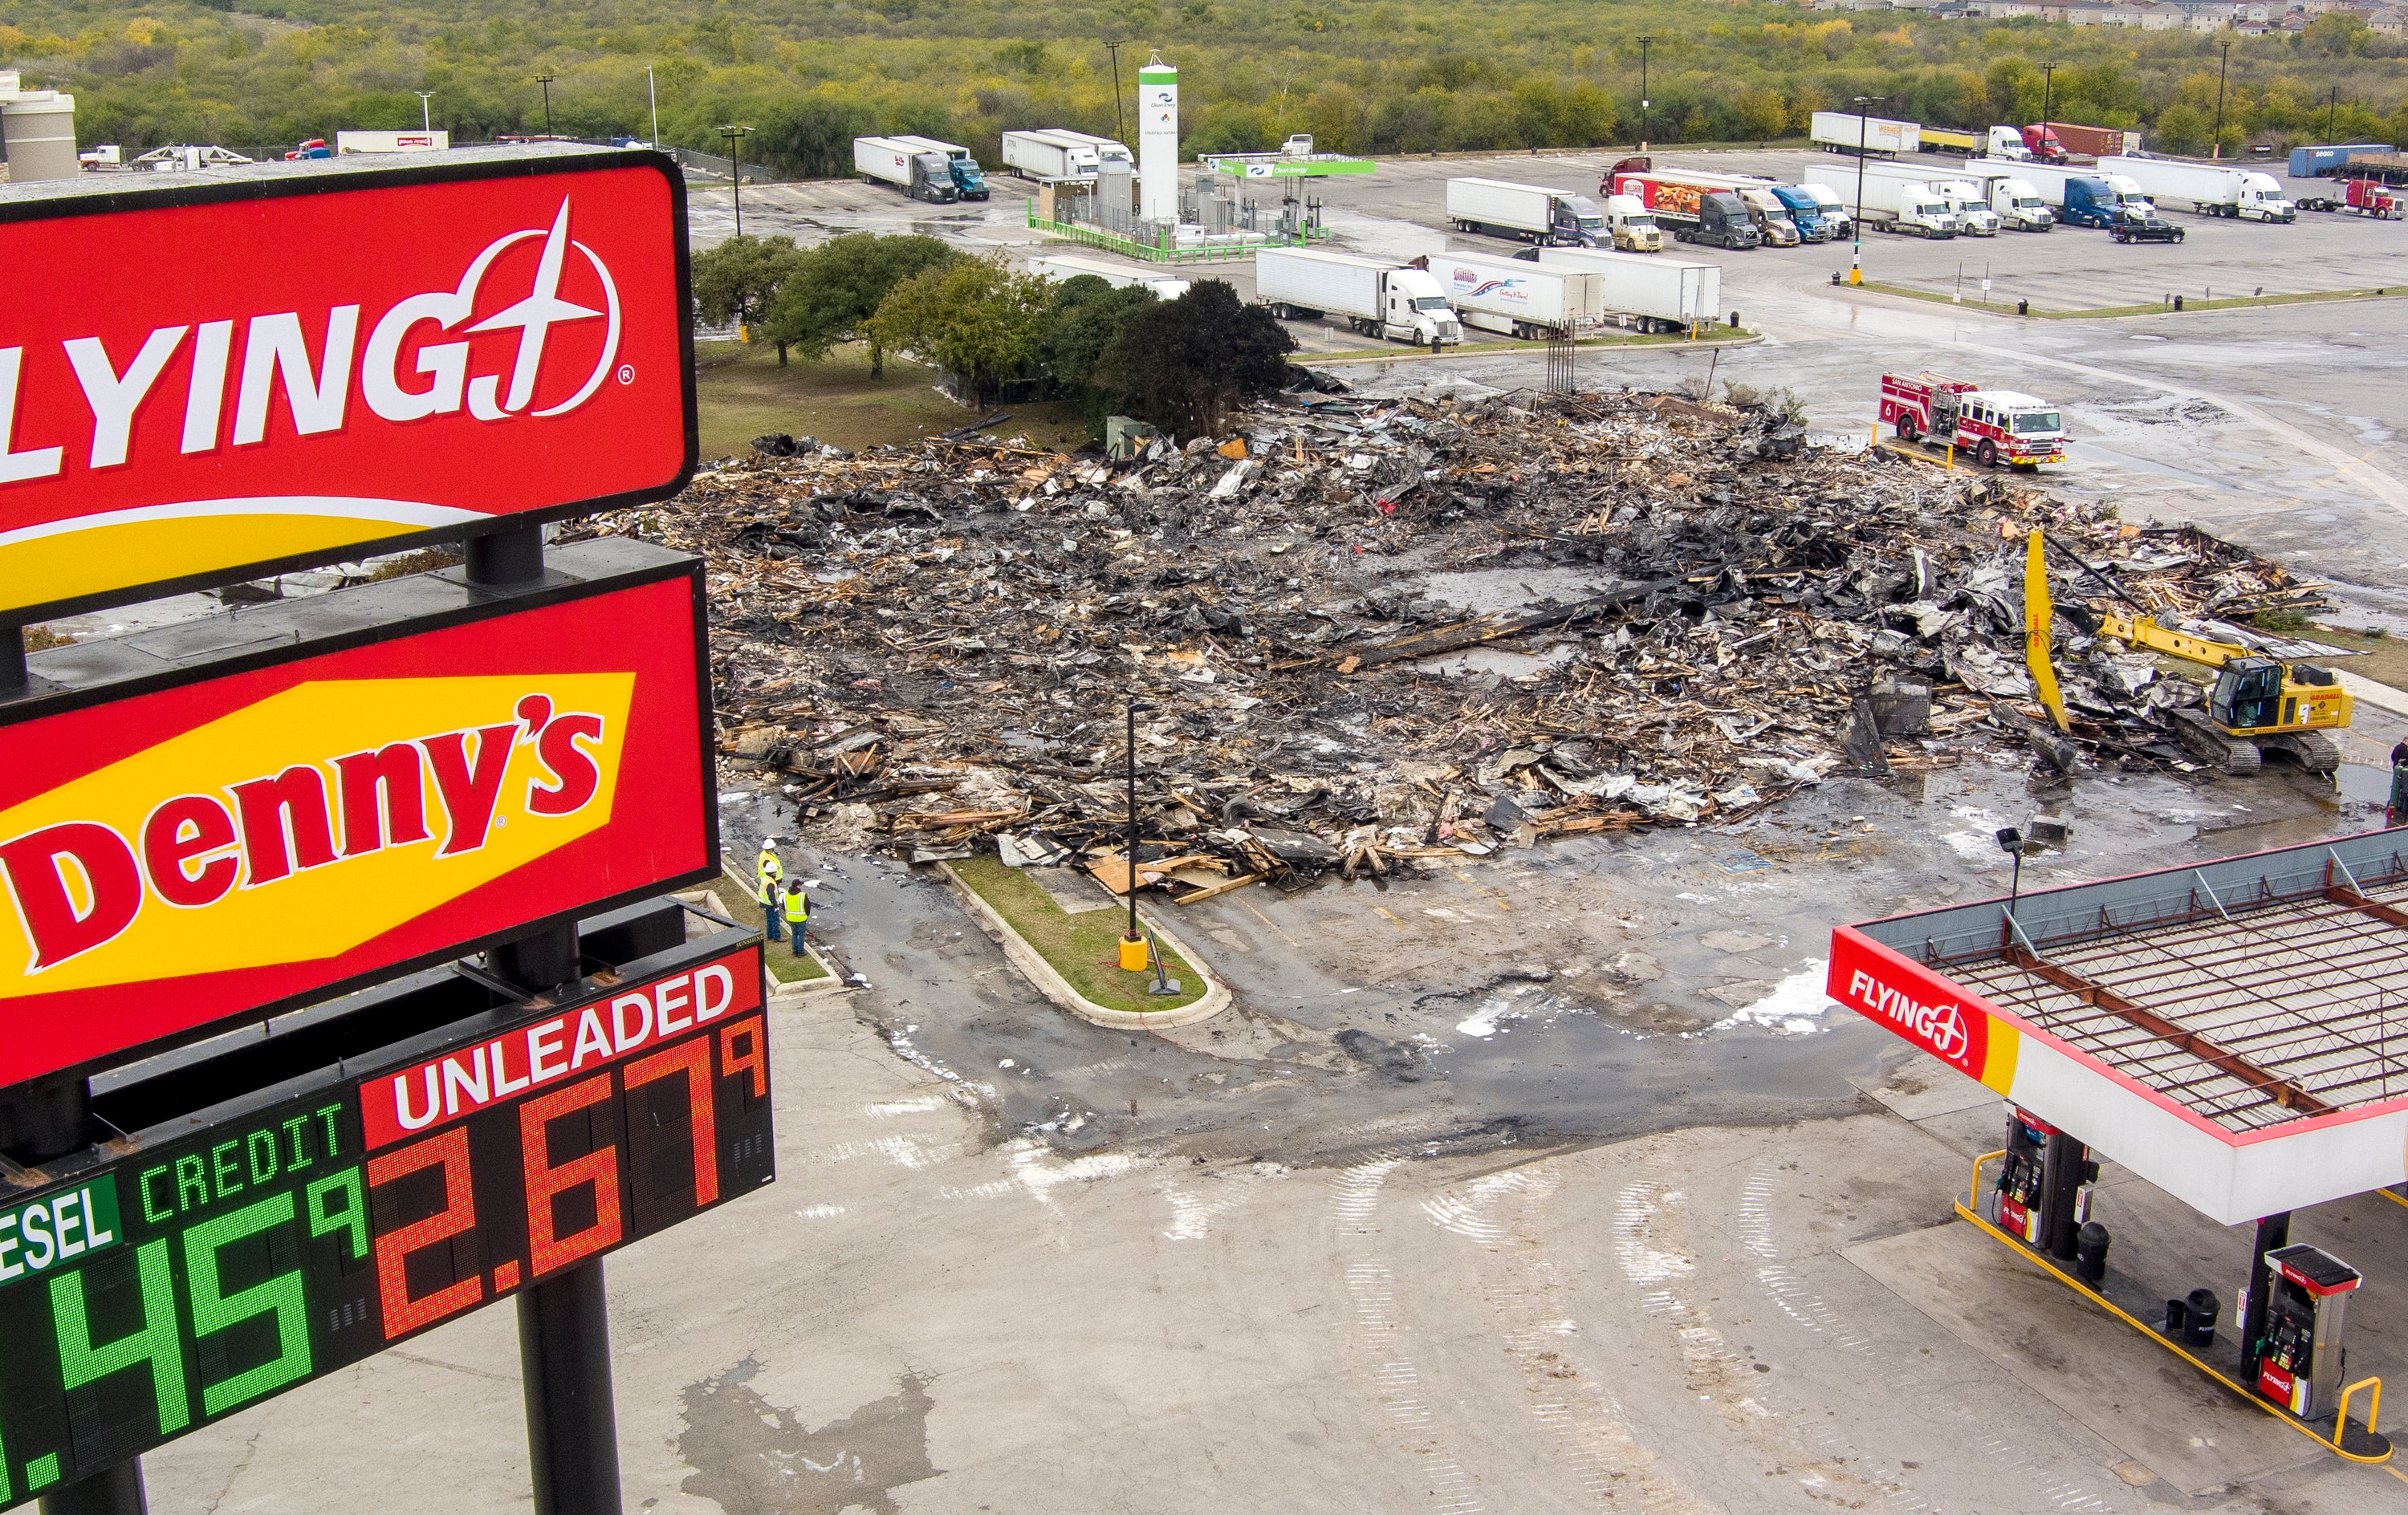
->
left=2039, top=60, right=2056, bottom=158
left=718, top=124, right=753, bottom=236
left=531, top=72, right=557, bottom=136
left=2325, top=86, right=2338, bottom=144
left=647, top=65, right=661, bottom=147
left=1104, top=39, right=1128, bottom=144
left=2212, top=39, right=2232, bottom=160
left=1122, top=697, right=1151, bottom=965
left=1849, top=94, right=1888, bottom=286
left=1637, top=35, right=1653, bottom=152
left=414, top=91, right=435, bottom=132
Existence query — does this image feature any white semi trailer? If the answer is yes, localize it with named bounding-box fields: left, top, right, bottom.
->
left=1811, top=111, right=1920, bottom=156
left=1445, top=177, right=1610, bottom=246
left=1531, top=247, right=1720, bottom=335
left=1001, top=128, right=1133, bottom=180
left=1255, top=248, right=1462, bottom=348
left=2095, top=156, right=2295, bottom=221
left=1942, top=164, right=2053, bottom=231
left=1029, top=253, right=1192, bottom=299
left=1801, top=162, right=1958, bottom=238
left=854, top=135, right=959, bottom=202
left=1430, top=250, right=1605, bottom=338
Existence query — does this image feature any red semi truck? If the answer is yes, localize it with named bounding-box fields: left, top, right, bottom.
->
left=2297, top=179, right=2402, bottom=218
left=2029, top=122, right=2135, bottom=162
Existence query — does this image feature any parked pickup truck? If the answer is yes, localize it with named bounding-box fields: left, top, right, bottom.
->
left=2109, top=212, right=2186, bottom=244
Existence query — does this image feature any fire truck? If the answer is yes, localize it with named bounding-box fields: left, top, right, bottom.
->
left=1879, top=372, right=2066, bottom=469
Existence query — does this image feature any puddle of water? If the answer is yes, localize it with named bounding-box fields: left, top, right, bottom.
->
left=2339, top=763, right=2394, bottom=806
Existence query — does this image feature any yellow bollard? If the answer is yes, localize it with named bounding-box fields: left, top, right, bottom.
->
left=1946, top=442, right=1955, bottom=472
left=1119, top=935, right=1151, bottom=972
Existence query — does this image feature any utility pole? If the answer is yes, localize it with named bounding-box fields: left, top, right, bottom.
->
left=415, top=91, right=435, bottom=132
left=1849, top=95, right=1887, bottom=287
left=1637, top=35, right=1653, bottom=152
left=2212, top=39, right=2232, bottom=160
left=531, top=73, right=557, bottom=137
left=2040, top=60, right=2056, bottom=148
left=2325, top=86, right=2337, bottom=144
left=1104, top=39, right=1128, bottom=144
left=1121, top=696, right=1152, bottom=965
left=718, top=124, right=753, bottom=237
left=648, top=65, right=661, bottom=147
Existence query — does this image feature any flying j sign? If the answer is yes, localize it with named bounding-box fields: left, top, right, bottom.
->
left=0, top=547, right=715, bottom=1087
left=0, top=148, right=696, bottom=622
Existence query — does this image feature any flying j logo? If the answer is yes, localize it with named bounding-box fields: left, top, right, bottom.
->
left=0, top=155, right=694, bottom=620
left=0, top=571, right=714, bottom=1088
left=1826, top=928, right=2020, bottom=1094
left=0, top=676, right=629, bottom=985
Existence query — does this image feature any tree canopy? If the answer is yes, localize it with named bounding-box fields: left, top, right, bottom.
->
left=763, top=234, right=959, bottom=372
left=863, top=254, right=1056, bottom=406
left=1097, top=279, right=1294, bottom=441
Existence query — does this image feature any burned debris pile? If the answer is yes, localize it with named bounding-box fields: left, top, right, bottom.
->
left=583, top=385, right=2328, bottom=891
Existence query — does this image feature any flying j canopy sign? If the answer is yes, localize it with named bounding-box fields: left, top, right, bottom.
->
left=0, top=148, right=697, bottom=622
left=0, top=542, right=716, bottom=1088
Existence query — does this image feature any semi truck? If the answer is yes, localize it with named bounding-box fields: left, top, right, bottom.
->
left=2035, top=121, right=2134, bottom=161
left=1432, top=250, right=1605, bottom=339
left=2296, top=178, right=2402, bottom=218
left=2291, top=143, right=2393, bottom=178
left=1811, top=111, right=1918, bottom=157
left=1531, top=246, right=1721, bottom=335
left=1930, top=180, right=2001, bottom=235
left=1255, top=248, right=1462, bottom=348
left=1944, top=164, right=2052, bottom=230
left=1028, top=253, right=1192, bottom=299
left=1800, top=163, right=1956, bottom=238
left=1603, top=193, right=1665, bottom=252
left=2095, top=156, right=2293, bottom=221
left=1787, top=181, right=1852, bottom=238
left=1446, top=178, right=1609, bottom=246
left=891, top=134, right=988, bottom=200
left=1975, top=159, right=2140, bottom=228
left=1633, top=171, right=1803, bottom=243
left=1608, top=173, right=1761, bottom=249
left=854, top=135, right=960, bottom=202
left=1922, top=125, right=2034, bottom=160
left=1000, top=128, right=1133, bottom=180
left=1880, top=372, right=2066, bottom=469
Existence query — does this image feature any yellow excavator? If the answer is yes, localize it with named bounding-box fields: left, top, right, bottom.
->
left=2024, top=530, right=2351, bottom=775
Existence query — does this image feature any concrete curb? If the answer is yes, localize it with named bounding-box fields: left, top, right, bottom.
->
left=1307, top=331, right=1763, bottom=366
left=934, top=862, right=1230, bottom=1030
left=2338, top=668, right=2408, bottom=721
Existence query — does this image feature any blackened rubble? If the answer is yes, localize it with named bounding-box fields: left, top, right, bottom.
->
left=578, top=383, right=2333, bottom=897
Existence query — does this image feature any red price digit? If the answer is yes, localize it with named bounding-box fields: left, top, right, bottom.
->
left=367, top=1127, right=482, bottom=1338
left=521, top=1070, right=622, bottom=1277
left=625, top=1037, right=718, bottom=1208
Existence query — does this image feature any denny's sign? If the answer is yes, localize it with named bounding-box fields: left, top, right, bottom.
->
left=0, top=555, right=715, bottom=1086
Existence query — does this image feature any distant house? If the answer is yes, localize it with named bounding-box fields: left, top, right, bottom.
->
left=2061, top=0, right=2184, bottom=24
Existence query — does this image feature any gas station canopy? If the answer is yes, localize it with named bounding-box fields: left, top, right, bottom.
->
left=1831, top=827, right=2408, bottom=1225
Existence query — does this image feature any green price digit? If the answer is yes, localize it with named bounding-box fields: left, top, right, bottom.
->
left=50, top=1238, right=191, bottom=1440
left=185, top=1192, right=312, bottom=1416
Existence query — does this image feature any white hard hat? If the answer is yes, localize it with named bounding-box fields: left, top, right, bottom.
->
left=760, top=836, right=778, bottom=849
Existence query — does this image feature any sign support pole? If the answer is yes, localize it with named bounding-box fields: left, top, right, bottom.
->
left=469, top=521, right=625, bottom=1515
left=1, top=626, right=23, bottom=693
left=39, top=1462, right=147, bottom=1515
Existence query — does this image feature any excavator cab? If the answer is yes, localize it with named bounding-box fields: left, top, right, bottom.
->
left=2210, top=658, right=2284, bottom=733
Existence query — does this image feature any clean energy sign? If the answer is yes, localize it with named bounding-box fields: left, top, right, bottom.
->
left=0, top=151, right=696, bottom=620
left=0, top=558, right=716, bottom=1087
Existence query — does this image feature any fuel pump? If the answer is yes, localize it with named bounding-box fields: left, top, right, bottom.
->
left=1995, top=1109, right=2097, bottom=1254
left=2252, top=1245, right=2361, bottom=1421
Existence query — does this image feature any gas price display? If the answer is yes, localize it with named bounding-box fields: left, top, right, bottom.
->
left=0, top=938, right=771, bottom=1505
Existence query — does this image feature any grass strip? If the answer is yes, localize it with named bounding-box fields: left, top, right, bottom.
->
left=949, top=854, right=1207, bottom=1014
left=1859, top=281, right=2407, bottom=321
left=712, top=868, right=832, bottom=984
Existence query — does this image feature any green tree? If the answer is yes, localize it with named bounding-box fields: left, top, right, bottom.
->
left=1735, top=85, right=1787, bottom=140
left=2305, top=13, right=2370, bottom=59
left=865, top=254, right=1055, bottom=404
left=2153, top=101, right=2209, bottom=155
left=1097, top=279, right=1294, bottom=441
left=763, top=233, right=958, bottom=372
left=690, top=234, right=804, bottom=359
left=1039, top=275, right=1159, bottom=429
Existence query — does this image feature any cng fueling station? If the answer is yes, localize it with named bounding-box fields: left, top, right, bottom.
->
left=0, top=145, right=760, bottom=1514
left=1832, top=827, right=2408, bottom=1468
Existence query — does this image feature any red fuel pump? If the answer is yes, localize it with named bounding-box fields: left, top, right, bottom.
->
left=1995, top=1109, right=2097, bottom=1257
left=2253, top=1245, right=2361, bottom=1420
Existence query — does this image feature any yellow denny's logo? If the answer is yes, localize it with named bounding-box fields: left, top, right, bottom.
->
left=0, top=676, right=633, bottom=993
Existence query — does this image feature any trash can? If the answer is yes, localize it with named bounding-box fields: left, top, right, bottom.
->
left=2182, top=1287, right=2220, bottom=1348
left=2164, top=1297, right=2190, bottom=1339
left=2075, top=1222, right=2110, bottom=1286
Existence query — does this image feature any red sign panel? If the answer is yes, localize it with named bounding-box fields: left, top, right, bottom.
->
left=0, top=566, right=714, bottom=1086
left=1827, top=926, right=1995, bottom=1083
left=0, top=151, right=695, bottom=621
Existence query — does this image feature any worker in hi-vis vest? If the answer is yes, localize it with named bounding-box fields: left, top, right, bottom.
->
left=782, top=879, right=810, bottom=945
left=757, top=839, right=784, bottom=940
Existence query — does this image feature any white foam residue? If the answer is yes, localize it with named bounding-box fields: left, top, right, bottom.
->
left=1709, top=959, right=1837, bottom=1037
left=1007, top=1138, right=1152, bottom=1204
left=863, top=1095, right=948, bottom=1119
left=1454, top=983, right=1535, bottom=1038
left=795, top=1204, right=845, bottom=1219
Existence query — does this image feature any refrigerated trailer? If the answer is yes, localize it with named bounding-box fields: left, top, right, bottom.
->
left=1531, top=247, right=1721, bottom=335
left=891, top=134, right=989, bottom=200
left=2094, top=156, right=2294, bottom=221
left=1800, top=163, right=1957, bottom=237
left=854, top=135, right=959, bottom=202
left=1446, top=178, right=1609, bottom=246
left=1255, top=249, right=1463, bottom=347
left=1432, top=251, right=1605, bottom=338
left=1811, top=111, right=1919, bottom=157
left=1001, top=128, right=1133, bottom=180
